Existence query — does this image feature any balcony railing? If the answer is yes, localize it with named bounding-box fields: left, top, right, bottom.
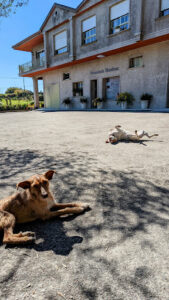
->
left=19, top=56, right=46, bottom=74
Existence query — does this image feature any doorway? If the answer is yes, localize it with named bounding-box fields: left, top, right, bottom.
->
left=90, top=80, right=97, bottom=108
left=45, top=83, right=60, bottom=109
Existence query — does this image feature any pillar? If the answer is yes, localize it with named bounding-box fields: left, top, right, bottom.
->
left=33, top=77, right=39, bottom=108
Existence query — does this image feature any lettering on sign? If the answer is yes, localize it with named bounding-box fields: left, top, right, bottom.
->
left=90, top=67, right=119, bottom=75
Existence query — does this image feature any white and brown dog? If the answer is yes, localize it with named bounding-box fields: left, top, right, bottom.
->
left=106, top=125, right=158, bottom=144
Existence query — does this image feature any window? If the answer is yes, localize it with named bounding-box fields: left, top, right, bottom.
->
left=129, top=56, right=143, bottom=68
left=110, top=0, right=130, bottom=34
left=63, top=73, right=70, bottom=80
left=161, top=0, right=169, bottom=16
left=82, top=15, right=96, bottom=45
left=36, top=50, right=45, bottom=66
left=73, top=82, right=83, bottom=96
left=54, top=31, right=67, bottom=55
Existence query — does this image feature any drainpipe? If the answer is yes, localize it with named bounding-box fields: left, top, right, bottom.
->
left=33, top=77, right=39, bottom=109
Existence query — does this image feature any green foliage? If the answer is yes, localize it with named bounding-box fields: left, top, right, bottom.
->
left=62, top=98, right=71, bottom=105
left=141, top=93, right=153, bottom=101
left=0, top=87, right=44, bottom=111
left=0, top=0, right=28, bottom=17
left=80, top=97, right=87, bottom=103
left=117, top=92, right=135, bottom=106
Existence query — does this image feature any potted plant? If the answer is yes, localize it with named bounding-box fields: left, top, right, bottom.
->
left=80, top=97, right=87, bottom=109
left=92, top=98, right=105, bottom=109
left=140, top=93, right=152, bottom=109
left=62, top=97, right=71, bottom=109
left=117, top=92, right=135, bottom=110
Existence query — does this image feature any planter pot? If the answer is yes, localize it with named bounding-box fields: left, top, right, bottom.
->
left=141, top=100, right=149, bottom=109
left=64, top=104, right=70, bottom=110
left=81, top=102, right=87, bottom=110
left=120, top=102, right=127, bottom=110
left=97, top=102, right=103, bottom=109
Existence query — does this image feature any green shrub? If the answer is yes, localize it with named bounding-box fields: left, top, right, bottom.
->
left=117, top=92, right=135, bottom=106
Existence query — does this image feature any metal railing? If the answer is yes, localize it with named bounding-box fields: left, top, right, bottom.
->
left=19, top=56, right=46, bottom=74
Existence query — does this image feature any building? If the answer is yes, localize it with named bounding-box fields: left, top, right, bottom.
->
left=13, top=0, right=169, bottom=110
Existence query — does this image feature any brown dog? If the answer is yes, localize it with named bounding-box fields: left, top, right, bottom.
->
left=0, top=170, right=89, bottom=245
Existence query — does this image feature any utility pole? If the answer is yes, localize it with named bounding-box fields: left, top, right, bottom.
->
left=23, top=77, right=25, bottom=91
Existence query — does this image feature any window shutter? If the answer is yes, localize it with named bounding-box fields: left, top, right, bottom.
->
left=161, top=0, right=169, bottom=10
left=55, top=31, right=67, bottom=50
left=82, top=15, right=96, bottom=32
left=110, top=0, right=130, bottom=20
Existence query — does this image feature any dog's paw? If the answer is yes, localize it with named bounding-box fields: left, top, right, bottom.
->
left=24, top=231, right=36, bottom=237
left=19, top=231, right=36, bottom=238
left=81, top=203, right=91, bottom=210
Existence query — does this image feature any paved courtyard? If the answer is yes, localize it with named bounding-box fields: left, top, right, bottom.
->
left=0, top=111, right=169, bottom=300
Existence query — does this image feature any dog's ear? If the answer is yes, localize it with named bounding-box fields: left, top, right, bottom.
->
left=17, top=181, right=31, bottom=190
left=44, top=170, right=56, bottom=180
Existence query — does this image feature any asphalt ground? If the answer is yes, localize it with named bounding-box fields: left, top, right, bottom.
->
left=0, top=111, right=169, bottom=300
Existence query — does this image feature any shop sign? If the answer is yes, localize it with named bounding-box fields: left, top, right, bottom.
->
left=90, top=67, right=119, bottom=75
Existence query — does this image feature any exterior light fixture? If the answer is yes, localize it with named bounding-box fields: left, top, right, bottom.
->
left=97, top=55, right=105, bottom=58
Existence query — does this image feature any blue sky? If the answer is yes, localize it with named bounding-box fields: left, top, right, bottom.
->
left=0, top=0, right=81, bottom=93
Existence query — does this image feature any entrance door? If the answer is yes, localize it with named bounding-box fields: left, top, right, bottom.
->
left=91, top=80, right=97, bottom=108
left=105, top=77, right=120, bottom=100
left=45, top=83, right=60, bottom=109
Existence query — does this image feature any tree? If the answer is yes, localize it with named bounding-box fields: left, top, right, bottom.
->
left=0, top=0, right=28, bottom=17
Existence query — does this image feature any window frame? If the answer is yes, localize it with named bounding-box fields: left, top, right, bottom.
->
left=160, top=0, right=169, bottom=16
left=73, top=82, right=83, bottom=97
left=63, top=73, right=70, bottom=81
left=129, top=56, right=143, bottom=69
left=110, top=13, right=129, bottom=35
left=54, top=30, right=68, bottom=56
left=109, top=0, right=130, bottom=35
left=81, top=15, right=97, bottom=46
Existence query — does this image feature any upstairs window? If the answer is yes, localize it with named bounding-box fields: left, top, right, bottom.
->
left=129, top=56, right=143, bottom=68
left=110, top=0, right=130, bottom=34
left=82, top=15, right=96, bottom=45
left=161, top=0, right=169, bottom=16
left=54, top=31, right=67, bottom=55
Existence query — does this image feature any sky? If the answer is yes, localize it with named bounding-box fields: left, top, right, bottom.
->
left=0, top=0, right=81, bottom=93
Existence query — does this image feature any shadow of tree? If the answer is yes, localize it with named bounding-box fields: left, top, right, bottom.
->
left=0, top=147, right=169, bottom=299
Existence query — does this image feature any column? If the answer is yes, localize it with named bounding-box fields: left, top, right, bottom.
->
left=33, top=77, right=39, bottom=108
left=69, top=17, right=75, bottom=60
left=134, top=0, right=144, bottom=41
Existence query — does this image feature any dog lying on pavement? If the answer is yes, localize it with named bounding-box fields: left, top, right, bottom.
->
left=0, top=170, right=89, bottom=245
left=106, top=125, right=159, bottom=144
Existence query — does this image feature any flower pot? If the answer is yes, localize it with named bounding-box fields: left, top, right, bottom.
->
left=97, top=102, right=103, bottom=109
left=120, top=102, right=127, bottom=110
left=81, top=102, right=87, bottom=110
left=141, top=100, right=148, bottom=109
left=64, top=104, right=69, bottom=110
